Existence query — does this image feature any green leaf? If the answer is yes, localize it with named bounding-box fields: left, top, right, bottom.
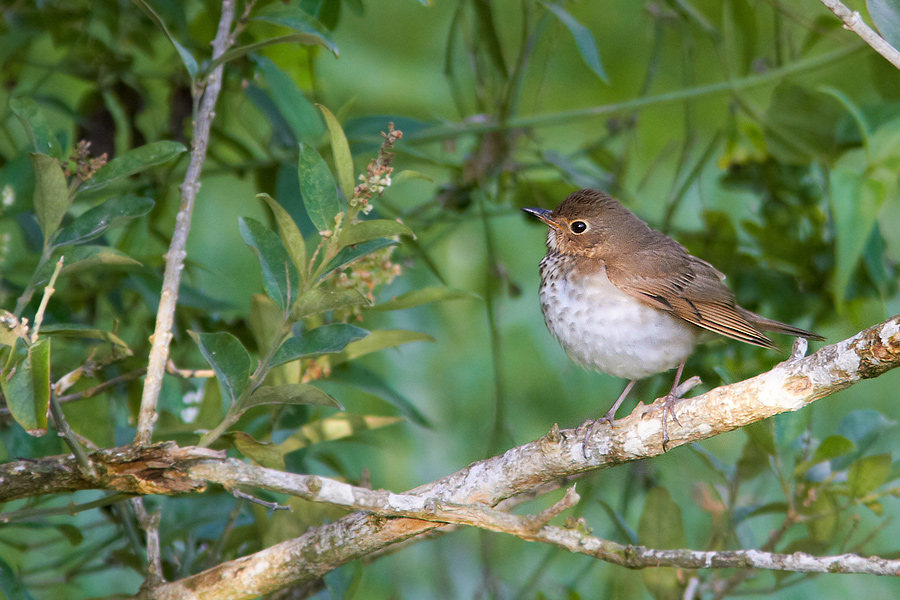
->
left=39, top=324, right=131, bottom=352
left=371, top=286, right=479, bottom=311
left=188, top=331, right=251, bottom=404
left=335, top=329, right=433, bottom=364
left=37, top=246, right=142, bottom=282
left=256, top=56, right=324, bottom=145
left=252, top=5, right=339, bottom=57
left=239, top=217, right=300, bottom=312
left=330, top=363, right=431, bottom=427
left=319, top=238, right=398, bottom=282
left=637, top=486, right=684, bottom=600
left=833, top=410, right=896, bottom=470
left=291, top=288, right=371, bottom=321
left=232, top=431, right=285, bottom=470
left=299, top=142, right=341, bottom=233
left=793, top=435, right=856, bottom=476
left=1, top=338, right=50, bottom=436
left=29, top=153, right=71, bottom=242
left=803, top=490, right=839, bottom=543
left=271, top=324, right=369, bottom=367
left=275, top=413, right=403, bottom=453
left=744, top=419, right=776, bottom=456
left=318, top=104, right=355, bottom=201
left=868, top=0, right=900, bottom=48
left=210, top=34, right=338, bottom=73
left=133, top=0, right=198, bottom=78
left=79, top=140, right=187, bottom=192
left=848, top=454, right=893, bottom=497
left=55, top=196, right=155, bottom=247
left=392, top=170, right=433, bottom=184
left=830, top=163, right=887, bottom=302
left=338, top=219, right=415, bottom=247
left=258, top=194, right=306, bottom=285
left=10, top=97, right=59, bottom=156
left=242, top=383, right=342, bottom=412
left=542, top=3, right=609, bottom=83
left=0, top=556, right=32, bottom=600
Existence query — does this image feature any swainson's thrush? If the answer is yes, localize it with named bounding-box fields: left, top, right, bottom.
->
left=524, top=189, right=823, bottom=448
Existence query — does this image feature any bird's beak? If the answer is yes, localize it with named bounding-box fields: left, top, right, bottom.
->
left=522, top=207, right=560, bottom=229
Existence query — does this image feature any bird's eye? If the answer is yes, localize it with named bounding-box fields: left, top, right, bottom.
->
left=570, top=221, right=587, bottom=234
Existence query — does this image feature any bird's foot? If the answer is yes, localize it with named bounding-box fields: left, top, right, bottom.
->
left=641, top=376, right=702, bottom=452
left=581, top=409, right=619, bottom=459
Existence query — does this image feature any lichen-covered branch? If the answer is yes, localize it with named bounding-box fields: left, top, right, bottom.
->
left=1, top=318, right=897, bottom=597
left=134, top=0, right=236, bottom=446
left=143, top=316, right=900, bottom=599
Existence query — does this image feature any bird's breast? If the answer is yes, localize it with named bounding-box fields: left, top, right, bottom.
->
left=538, top=253, right=699, bottom=380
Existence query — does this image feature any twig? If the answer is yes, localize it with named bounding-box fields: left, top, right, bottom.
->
left=31, top=256, right=63, bottom=343
left=134, top=0, right=237, bottom=447
left=0, top=492, right=132, bottom=523
left=818, top=0, right=900, bottom=70
left=131, top=498, right=165, bottom=588
left=229, top=488, right=291, bottom=513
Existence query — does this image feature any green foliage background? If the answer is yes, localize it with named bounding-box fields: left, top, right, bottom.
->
left=1, top=0, right=900, bottom=598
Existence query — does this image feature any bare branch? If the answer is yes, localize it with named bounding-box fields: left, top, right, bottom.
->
left=819, top=0, right=900, bottom=69
left=134, top=0, right=237, bottom=446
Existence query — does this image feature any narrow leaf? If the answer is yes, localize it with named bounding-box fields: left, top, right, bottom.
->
left=10, top=97, right=59, bottom=156
left=276, top=413, right=403, bottom=452
left=371, top=286, right=479, bottom=311
left=830, top=164, right=887, bottom=302
left=331, top=363, right=431, bottom=427
left=133, top=0, right=198, bottom=78
left=55, top=196, right=154, bottom=247
left=258, top=193, right=306, bottom=284
left=242, top=383, right=341, bottom=413
left=338, top=219, right=415, bottom=247
left=252, top=5, right=339, bottom=56
left=543, top=3, right=609, bottom=83
left=392, top=170, right=434, bottom=184
left=335, top=329, right=434, bottom=363
left=239, top=217, right=300, bottom=312
left=319, top=238, right=398, bottom=282
left=271, top=324, right=369, bottom=367
left=39, top=324, right=131, bottom=352
left=291, top=288, right=371, bottom=321
left=318, top=104, right=355, bottom=200
left=37, top=246, right=142, bottom=282
left=794, top=435, right=856, bottom=476
left=256, top=56, right=324, bottom=144
left=188, top=331, right=251, bottom=404
left=232, top=431, right=285, bottom=470
left=848, top=454, right=893, bottom=497
left=298, top=142, right=341, bottom=233
left=29, top=153, right=70, bottom=242
left=1, top=338, right=50, bottom=436
left=80, top=140, right=186, bottom=192
left=210, top=34, right=337, bottom=72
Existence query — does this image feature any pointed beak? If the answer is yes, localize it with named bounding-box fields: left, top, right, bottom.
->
left=522, top=207, right=560, bottom=229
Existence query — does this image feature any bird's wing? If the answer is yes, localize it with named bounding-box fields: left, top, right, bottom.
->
left=606, top=248, right=778, bottom=349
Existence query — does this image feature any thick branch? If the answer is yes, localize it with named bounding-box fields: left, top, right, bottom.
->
left=143, top=316, right=900, bottom=599
left=819, top=0, right=900, bottom=70
left=134, top=0, right=236, bottom=446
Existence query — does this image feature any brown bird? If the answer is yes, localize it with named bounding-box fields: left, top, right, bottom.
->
left=523, top=189, right=823, bottom=448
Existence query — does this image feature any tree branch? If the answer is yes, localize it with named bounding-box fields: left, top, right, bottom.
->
left=1, top=318, right=897, bottom=597
left=134, top=0, right=236, bottom=446
left=818, top=0, right=900, bottom=70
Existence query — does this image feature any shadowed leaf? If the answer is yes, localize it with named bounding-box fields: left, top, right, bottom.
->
left=271, top=324, right=369, bottom=367
left=55, top=196, right=154, bottom=247
left=188, top=331, right=251, bottom=404
left=1, top=338, right=50, bottom=436
left=299, top=143, right=341, bottom=233
left=319, top=238, right=398, bottom=281
left=10, top=97, right=59, bottom=156
left=258, top=194, right=306, bottom=284
left=370, top=286, right=479, bottom=311
left=338, top=220, right=414, bottom=247
left=239, top=217, right=300, bottom=312
left=29, top=153, right=70, bottom=242
left=80, top=141, right=186, bottom=192
left=291, top=288, right=371, bottom=321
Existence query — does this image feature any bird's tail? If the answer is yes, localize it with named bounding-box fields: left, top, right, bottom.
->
left=737, top=307, right=825, bottom=341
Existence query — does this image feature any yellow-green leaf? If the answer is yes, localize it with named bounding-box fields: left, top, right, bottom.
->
left=29, top=153, right=71, bottom=242
left=318, top=105, right=355, bottom=201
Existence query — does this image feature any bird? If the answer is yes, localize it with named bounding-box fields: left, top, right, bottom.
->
left=523, top=188, right=823, bottom=449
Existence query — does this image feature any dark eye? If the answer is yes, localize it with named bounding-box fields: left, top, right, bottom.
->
left=570, top=221, right=587, bottom=234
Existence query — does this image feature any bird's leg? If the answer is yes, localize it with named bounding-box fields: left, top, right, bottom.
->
left=660, top=360, right=687, bottom=451
left=599, top=379, right=636, bottom=424
left=582, top=380, right=637, bottom=459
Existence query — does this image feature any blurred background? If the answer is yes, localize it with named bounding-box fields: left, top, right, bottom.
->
left=1, top=0, right=900, bottom=598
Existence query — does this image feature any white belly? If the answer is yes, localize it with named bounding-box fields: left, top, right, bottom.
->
left=539, top=261, right=699, bottom=380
